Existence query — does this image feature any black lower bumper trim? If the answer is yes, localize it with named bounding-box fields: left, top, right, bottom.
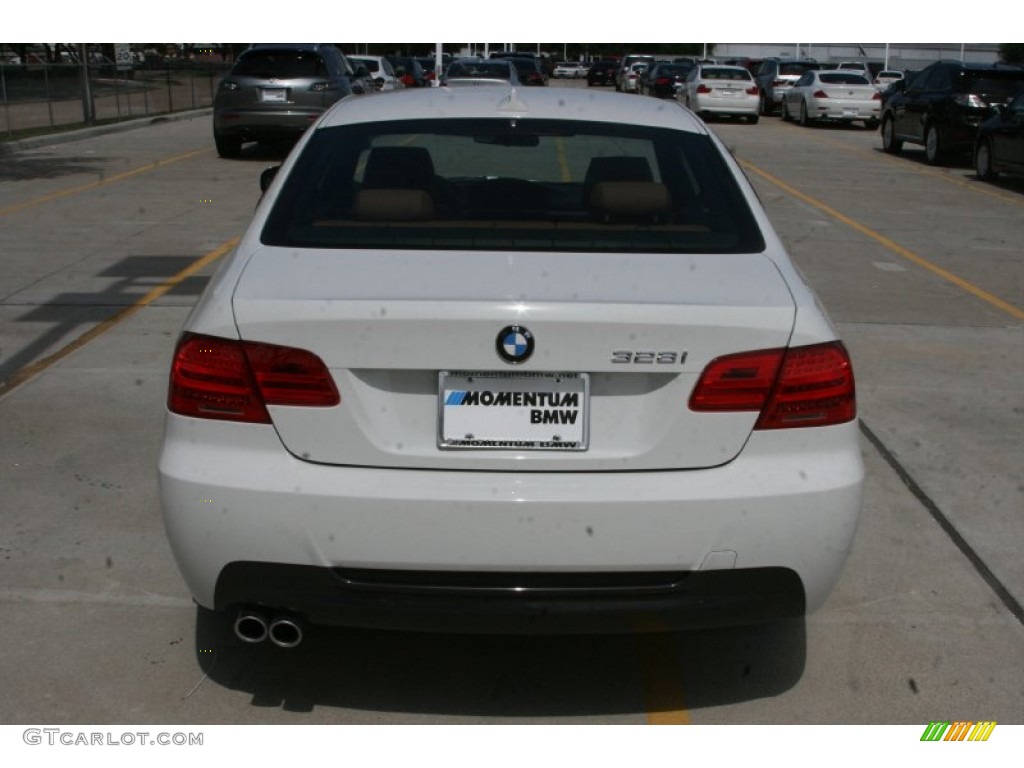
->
left=213, top=563, right=805, bottom=634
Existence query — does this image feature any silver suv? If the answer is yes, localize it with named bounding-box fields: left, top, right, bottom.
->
left=213, top=44, right=369, bottom=158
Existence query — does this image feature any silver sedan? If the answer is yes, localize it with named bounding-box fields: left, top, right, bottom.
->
left=781, top=70, right=881, bottom=129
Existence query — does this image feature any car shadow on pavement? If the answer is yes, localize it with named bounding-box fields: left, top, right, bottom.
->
left=0, top=154, right=107, bottom=181
left=193, top=607, right=805, bottom=718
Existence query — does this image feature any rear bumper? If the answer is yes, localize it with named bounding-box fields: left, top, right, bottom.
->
left=214, top=562, right=806, bottom=634
left=159, top=416, right=863, bottom=632
left=213, top=108, right=323, bottom=140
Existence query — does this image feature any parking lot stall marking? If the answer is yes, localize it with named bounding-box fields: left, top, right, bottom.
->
left=0, top=237, right=239, bottom=398
left=738, top=159, right=1024, bottom=322
left=779, top=126, right=1024, bottom=210
left=0, top=147, right=212, bottom=218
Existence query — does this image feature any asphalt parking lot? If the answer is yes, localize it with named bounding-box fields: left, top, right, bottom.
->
left=1, top=79, right=1022, bottom=726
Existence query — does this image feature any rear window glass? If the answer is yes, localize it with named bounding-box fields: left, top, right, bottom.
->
left=701, top=68, right=752, bottom=81
left=261, top=118, right=764, bottom=255
left=233, top=50, right=327, bottom=78
left=966, top=74, right=1024, bottom=97
left=448, top=62, right=512, bottom=78
left=353, top=59, right=380, bottom=73
left=820, top=73, right=871, bottom=85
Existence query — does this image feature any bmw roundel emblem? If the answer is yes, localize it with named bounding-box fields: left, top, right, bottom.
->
left=496, top=325, right=534, bottom=364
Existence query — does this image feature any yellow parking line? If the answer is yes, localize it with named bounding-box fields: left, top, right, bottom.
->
left=0, top=237, right=238, bottom=398
left=635, top=618, right=690, bottom=724
left=0, top=147, right=212, bottom=218
left=555, top=137, right=573, bottom=182
left=739, top=158, right=1024, bottom=322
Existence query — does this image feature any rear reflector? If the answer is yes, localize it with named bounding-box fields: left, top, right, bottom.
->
left=690, top=342, right=855, bottom=429
left=168, top=333, right=339, bottom=423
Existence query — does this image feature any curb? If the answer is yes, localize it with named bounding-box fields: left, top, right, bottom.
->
left=0, top=108, right=212, bottom=155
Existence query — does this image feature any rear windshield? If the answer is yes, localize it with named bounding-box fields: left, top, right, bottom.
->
left=820, top=73, right=871, bottom=85
left=701, top=68, right=752, bottom=81
left=448, top=61, right=512, bottom=78
left=965, top=73, right=1024, bottom=97
left=262, top=118, right=764, bottom=254
left=233, top=50, right=327, bottom=78
left=353, top=58, right=380, bottom=73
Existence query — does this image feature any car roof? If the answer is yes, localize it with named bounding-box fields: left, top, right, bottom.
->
left=318, top=86, right=705, bottom=133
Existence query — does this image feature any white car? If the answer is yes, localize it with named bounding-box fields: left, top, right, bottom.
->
left=347, top=55, right=404, bottom=92
left=553, top=61, right=587, bottom=79
left=159, top=87, right=863, bottom=643
left=873, top=70, right=904, bottom=89
left=781, top=70, right=881, bottom=128
left=679, top=64, right=761, bottom=123
left=621, top=62, right=650, bottom=93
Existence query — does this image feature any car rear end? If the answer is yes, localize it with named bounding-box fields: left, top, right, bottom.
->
left=943, top=69, right=1024, bottom=155
left=160, top=89, right=862, bottom=637
left=690, top=66, right=760, bottom=118
left=808, top=73, right=881, bottom=124
left=213, top=46, right=345, bottom=146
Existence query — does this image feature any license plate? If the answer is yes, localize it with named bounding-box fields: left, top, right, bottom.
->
left=843, top=108, right=858, bottom=116
left=439, top=371, right=589, bottom=451
left=260, top=88, right=287, bottom=103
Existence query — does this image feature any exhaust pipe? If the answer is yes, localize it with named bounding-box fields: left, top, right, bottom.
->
left=234, top=609, right=269, bottom=644
left=268, top=615, right=304, bottom=649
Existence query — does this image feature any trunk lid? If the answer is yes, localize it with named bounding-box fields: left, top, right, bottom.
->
left=231, top=247, right=796, bottom=471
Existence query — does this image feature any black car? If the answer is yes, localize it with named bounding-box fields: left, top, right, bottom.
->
left=639, top=62, right=695, bottom=98
left=974, top=91, right=1024, bottom=181
left=881, top=60, right=1024, bottom=165
left=508, top=57, right=547, bottom=86
left=587, top=60, right=619, bottom=87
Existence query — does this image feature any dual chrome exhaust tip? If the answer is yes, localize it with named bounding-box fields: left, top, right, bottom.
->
left=233, top=609, right=304, bottom=649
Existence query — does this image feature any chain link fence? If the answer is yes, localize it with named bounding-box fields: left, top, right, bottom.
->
left=0, top=61, right=230, bottom=138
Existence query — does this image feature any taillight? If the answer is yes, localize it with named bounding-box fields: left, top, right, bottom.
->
left=872, top=91, right=881, bottom=100
left=953, top=93, right=986, bottom=108
left=696, top=84, right=711, bottom=94
left=690, top=342, right=855, bottom=429
left=656, top=77, right=671, bottom=85
left=746, top=85, right=759, bottom=95
left=813, top=89, right=828, bottom=99
left=401, top=74, right=415, bottom=87
left=168, top=334, right=339, bottom=423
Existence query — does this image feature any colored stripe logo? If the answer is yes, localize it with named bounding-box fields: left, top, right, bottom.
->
left=920, top=721, right=997, bottom=742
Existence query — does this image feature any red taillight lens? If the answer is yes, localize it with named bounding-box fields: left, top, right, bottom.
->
left=168, top=334, right=339, bottom=422
left=696, top=84, right=712, bottom=94
left=813, top=89, right=828, bottom=99
left=401, top=74, right=415, bottom=87
left=746, top=85, right=759, bottom=95
left=689, top=349, right=784, bottom=412
left=872, top=91, right=881, bottom=100
left=690, top=342, right=855, bottom=429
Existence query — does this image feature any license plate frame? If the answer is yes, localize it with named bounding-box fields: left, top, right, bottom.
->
left=438, top=371, right=589, bottom=451
left=260, top=88, right=287, bottom=103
